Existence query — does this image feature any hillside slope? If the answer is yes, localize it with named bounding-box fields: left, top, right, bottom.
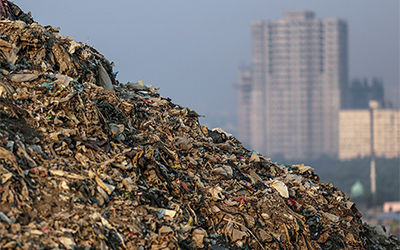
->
left=0, top=3, right=399, bottom=249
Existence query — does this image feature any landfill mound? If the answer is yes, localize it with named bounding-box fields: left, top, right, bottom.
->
left=0, top=4, right=399, bottom=250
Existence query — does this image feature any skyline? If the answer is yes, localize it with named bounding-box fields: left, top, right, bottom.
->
left=239, top=10, right=347, bottom=160
left=17, top=0, right=399, bottom=131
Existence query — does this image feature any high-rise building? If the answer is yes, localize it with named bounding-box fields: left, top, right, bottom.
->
left=348, top=78, right=386, bottom=109
left=238, top=11, right=348, bottom=159
left=237, top=67, right=252, bottom=147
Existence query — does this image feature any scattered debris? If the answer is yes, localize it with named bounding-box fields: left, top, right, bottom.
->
left=0, top=3, right=399, bottom=249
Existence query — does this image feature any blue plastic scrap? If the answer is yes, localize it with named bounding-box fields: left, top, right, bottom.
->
left=41, top=81, right=55, bottom=89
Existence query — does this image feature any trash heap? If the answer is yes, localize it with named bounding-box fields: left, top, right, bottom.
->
left=0, top=4, right=399, bottom=249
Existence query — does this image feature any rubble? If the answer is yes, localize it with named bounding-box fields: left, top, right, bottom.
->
left=0, top=3, right=399, bottom=249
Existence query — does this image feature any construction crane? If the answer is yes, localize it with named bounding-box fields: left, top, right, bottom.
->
left=0, top=0, right=13, bottom=20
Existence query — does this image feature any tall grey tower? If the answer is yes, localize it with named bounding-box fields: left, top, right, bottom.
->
left=240, top=11, right=348, bottom=159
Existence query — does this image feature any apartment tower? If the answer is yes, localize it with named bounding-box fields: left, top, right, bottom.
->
left=239, top=11, right=348, bottom=159
left=237, top=67, right=252, bottom=147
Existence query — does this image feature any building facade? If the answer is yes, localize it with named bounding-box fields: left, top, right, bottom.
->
left=237, top=67, right=252, bottom=147
left=339, top=104, right=400, bottom=160
left=348, top=78, right=385, bottom=109
left=239, top=11, right=348, bottom=159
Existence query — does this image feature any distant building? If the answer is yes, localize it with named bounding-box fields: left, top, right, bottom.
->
left=384, top=202, right=400, bottom=213
left=339, top=102, right=400, bottom=159
left=364, top=202, right=400, bottom=238
left=238, top=10, right=348, bottom=159
left=237, top=67, right=252, bottom=146
left=350, top=180, right=364, bottom=198
left=348, top=78, right=385, bottom=109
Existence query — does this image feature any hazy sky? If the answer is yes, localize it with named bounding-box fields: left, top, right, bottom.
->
left=17, top=0, right=399, bottom=131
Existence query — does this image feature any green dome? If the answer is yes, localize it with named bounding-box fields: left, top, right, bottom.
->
left=351, top=181, right=364, bottom=198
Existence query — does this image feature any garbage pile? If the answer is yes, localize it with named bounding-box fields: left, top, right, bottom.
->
left=0, top=3, right=399, bottom=249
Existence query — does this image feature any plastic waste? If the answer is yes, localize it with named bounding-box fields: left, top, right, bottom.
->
left=0, top=3, right=398, bottom=249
